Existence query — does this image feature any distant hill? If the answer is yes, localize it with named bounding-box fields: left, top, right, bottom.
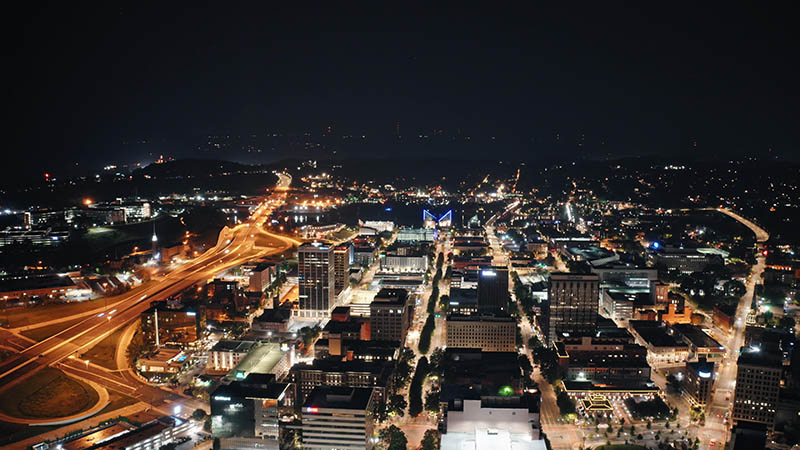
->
left=133, top=159, right=252, bottom=178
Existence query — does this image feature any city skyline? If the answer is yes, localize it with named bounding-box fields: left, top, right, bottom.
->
left=2, top=4, right=798, bottom=450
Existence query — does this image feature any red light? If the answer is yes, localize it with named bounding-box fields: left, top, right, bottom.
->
left=762, top=250, right=768, bottom=256
left=44, top=173, right=50, bottom=179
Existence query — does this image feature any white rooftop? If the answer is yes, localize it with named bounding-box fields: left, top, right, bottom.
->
left=440, top=428, right=547, bottom=450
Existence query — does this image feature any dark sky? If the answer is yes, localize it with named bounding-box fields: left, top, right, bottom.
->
left=9, top=3, right=799, bottom=180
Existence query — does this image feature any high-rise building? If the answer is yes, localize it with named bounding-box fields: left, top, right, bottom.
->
left=477, top=266, right=509, bottom=312
left=369, top=288, right=410, bottom=342
left=546, top=273, right=599, bottom=344
left=298, top=242, right=335, bottom=318
left=333, top=243, right=353, bottom=295
left=301, top=386, right=377, bottom=450
left=732, top=346, right=782, bottom=427
left=685, top=359, right=715, bottom=407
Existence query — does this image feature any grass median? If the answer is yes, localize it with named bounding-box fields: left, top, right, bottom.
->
left=0, top=367, right=100, bottom=419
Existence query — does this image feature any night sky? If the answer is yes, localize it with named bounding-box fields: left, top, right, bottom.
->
left=9, top=3, right=799, bottom=180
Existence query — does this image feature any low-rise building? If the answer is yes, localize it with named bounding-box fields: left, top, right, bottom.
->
left=137, top=347, right=186, bottom=374
left=628, top=320, right=689, bottom=366
left=209, top=340, right=257, bottom=373
left=210, top=373, right=293, bottom=449
left=141, top=300, right=206, bottom=346
left=442, top=394, right=541, bottom=440
left=672, top=324, right=725, bottom=363
left=288, top=360, right=392, bottom=404
left=446, top=313, right=516, bottom=352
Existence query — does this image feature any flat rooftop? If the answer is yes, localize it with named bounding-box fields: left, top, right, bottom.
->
left=441, top=429, right=547, bottom=450
left=303, top=386, right=373, bottom=410
left=212, top=340, right=257, bottom=353
left=737, top=346, right=783, bottom=367
left=0, top=274, right=75, bottom=292
left=629, top=321, right=687, bottom=348
left=228, top=343, right=286, bottom=379
left=672, top=324, right=723, bottom=349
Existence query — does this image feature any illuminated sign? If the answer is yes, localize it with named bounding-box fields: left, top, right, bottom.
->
left=214, top=396, right=231, bottom=401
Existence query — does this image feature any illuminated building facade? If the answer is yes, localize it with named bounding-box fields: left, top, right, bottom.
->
left=301, top=386, right=377, bottom=450
left=685, top=360, right=715, bottom=406
left=298, top=242, right=335, bottom=318
left=446, top=313, right=516, bottom=352
left=732, top=347, right=782, bottom=427
left=333, top=243, right=353, bottom=295
left=546, top=273, right=599, bottom=344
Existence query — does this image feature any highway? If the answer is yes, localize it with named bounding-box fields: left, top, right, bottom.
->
left=699, top=207, right=769, bottom=450
left=0, top=172, right=298, bottom=415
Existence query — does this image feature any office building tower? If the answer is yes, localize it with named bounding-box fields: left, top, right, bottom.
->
left=333, top=243, right=353, bottom=295
left=298, top=242, right=335, bottom=318
left=732, top=346, right=782, bottom=427
left=546, top=273, right=599, bottom=344
left=477, top=266, right=509, bottom=312
left=301, top=386, right=377, bottom=450
left=369, top=288, right=410, bottom=342
left=685, top=359, right=715, bottom=406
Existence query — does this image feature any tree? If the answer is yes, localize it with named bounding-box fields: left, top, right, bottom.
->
left=533, top=345, right=562, bottom=383
left=425, top=389, right=440, bottom=413
left=556, top=391, right=576, bottom=415
left=438, top=294, right=449, bottom=311
left=409, top=357, right=430, bottom=417
left=421, top=429, right=439, bottom=450
left=126, top=323, right=150, bottom=365
left=778, top=316, right=796, bottom=331
left=419, top=314, right=435, bottom=354
left=372, top=400, right=389, bottom=423
left=387, top=394, right=407, bottom=418
left=428, top=348, right=446, bottom=377
left=191, top=408, right=207, bottom=420
left=394, top=348, right=416, bottom=388
left=724, top=279, right=746, bottom=297
left=379, top=425, right=408, bottom=450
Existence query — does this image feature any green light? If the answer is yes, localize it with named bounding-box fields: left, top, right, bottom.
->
left=499, top=385, right=513, bottom=396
